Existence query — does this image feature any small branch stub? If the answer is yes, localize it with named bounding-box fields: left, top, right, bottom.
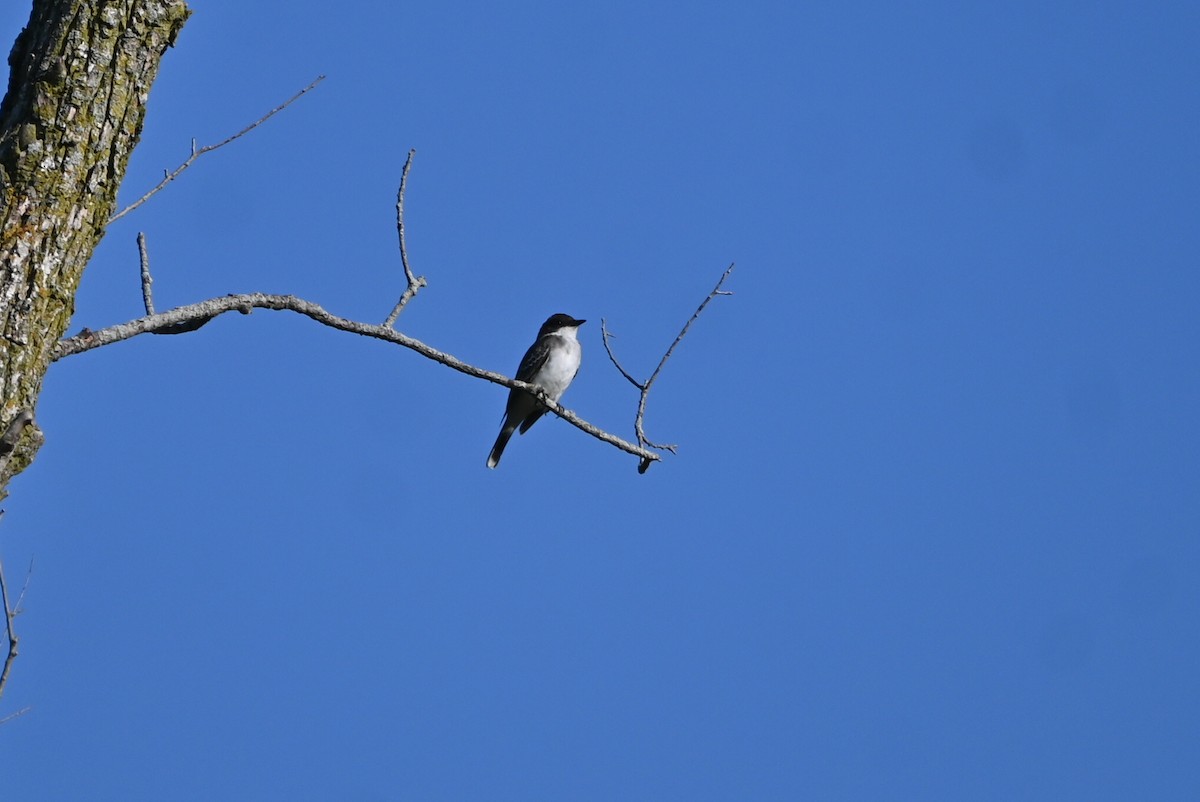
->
left=137, top=232, right=155, bottom=314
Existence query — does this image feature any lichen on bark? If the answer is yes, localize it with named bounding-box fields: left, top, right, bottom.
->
left=0, top=0, right=190, bottom=494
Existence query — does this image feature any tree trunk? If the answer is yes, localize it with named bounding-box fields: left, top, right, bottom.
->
left=0, top=0, right=189, bottom=496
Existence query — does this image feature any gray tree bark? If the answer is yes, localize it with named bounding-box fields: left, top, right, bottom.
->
left=0, top=0, right=189, bottom=496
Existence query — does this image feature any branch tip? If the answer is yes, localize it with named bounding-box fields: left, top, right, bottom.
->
left=108, top=75, right=326, bottom=223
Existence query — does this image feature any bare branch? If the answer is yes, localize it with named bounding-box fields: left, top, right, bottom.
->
left=0, top=560, right=16, bottom=703
left=138, top=232, right=155, bottom=314
left=601, top=263, right=735, bottom=473
left=108, top=75, right=326, bottom=223
left=78, top=127, right=732, bottom=474
left=132, top=232, right=221, bottom=336
left=52, top=295, right=662, bottom=468
left=383, top=149, right=428, bottom=327
left=0, top=513, right=22, bottom=706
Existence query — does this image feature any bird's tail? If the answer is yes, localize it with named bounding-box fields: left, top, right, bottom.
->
left=487, top=424, right=518, bottom=469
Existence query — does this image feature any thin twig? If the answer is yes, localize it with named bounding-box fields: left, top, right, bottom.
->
left=13, top=557, right=32, bottom=613
left=51, top=294, right=661, bottom=468
left=383, top=149, right=428, bottom=327
left=599, top=320, right=642, bottom=390
left=600, top=322, right=677, bottom=454
left=645, top=263, right=735, bottom=392
left=0, top=706, right=31, bottom=725
left=600, top=263, right=735, bottom=473
left=0, top=515, right=19, bottom=704
left=138, top=232, right=154, bottom=314
left=0, top=559, right=15, bottom=701
left=108, top=76, right=326, bottom=223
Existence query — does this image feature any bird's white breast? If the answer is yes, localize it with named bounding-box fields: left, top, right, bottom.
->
left=534, top=333, right=582, bottom=402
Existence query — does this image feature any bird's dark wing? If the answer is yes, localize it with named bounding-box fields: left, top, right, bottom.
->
left=504, top=336, right=551, bottom=425
left=514, top=336, right=552, bottom=382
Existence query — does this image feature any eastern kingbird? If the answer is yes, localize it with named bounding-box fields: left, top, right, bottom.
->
left=487, top=313, right=586, bottom=469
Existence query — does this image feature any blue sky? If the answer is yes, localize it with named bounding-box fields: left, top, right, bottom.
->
left=2, top=1, right=1198, bottom=799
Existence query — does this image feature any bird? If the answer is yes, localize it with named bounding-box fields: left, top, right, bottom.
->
left=487, top=313, right=586, bottom=468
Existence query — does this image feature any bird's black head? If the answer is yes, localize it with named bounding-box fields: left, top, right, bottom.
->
left=538, top=313, right=586, bottom=337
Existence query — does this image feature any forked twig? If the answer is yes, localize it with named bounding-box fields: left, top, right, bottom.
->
left=602, top=263, right=735, bottom=473
left=383, top=149, right=428, bottom=327
left=108, top=76, right=326, bottom=223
